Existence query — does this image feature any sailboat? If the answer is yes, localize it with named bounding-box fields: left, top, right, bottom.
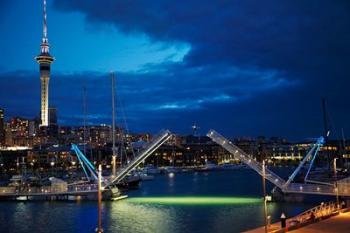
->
left=110, top=72, right=141, bottom=191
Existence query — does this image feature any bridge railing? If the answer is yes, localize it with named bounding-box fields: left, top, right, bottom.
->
left=337, top=179, right=350, bottom=196
left=0, top=183, right=99, bottom=196
left=207, top=130, right=285, bottom=188
left=67, top=183, right=98, bottom=192
left=287, top=201, right=338, bottom=228
left=105, top=129, right=172, bottom=187
left=0, top=187, right=16, bottom=194
left=207, top=129, right=350, bottom=197
left=284, top=182, right=335, bottom=195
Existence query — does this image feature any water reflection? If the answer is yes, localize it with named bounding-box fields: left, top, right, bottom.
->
left=105, top=197, right=272, bottom=233
left=0, top=170, right=318, bottom=233
left=107, top=200, right=180, bottom=233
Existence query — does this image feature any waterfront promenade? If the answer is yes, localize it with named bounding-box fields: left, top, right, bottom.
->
left=291, top=211, right=350, bottom=232
left=245, top=210, right=350, bottom=233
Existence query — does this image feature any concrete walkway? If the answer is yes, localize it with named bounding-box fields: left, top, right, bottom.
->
left=244, top=212, right=350, bottom=233
left=290, top=211, right=350, bottom=233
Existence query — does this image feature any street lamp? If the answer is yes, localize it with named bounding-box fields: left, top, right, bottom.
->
left=96, top=164, right=103, bottom=233
left=50, top=161, right=55, bottom=177
left=30, top=161, right=34, bottom=173
left=333, top=158, right=340, bottom=210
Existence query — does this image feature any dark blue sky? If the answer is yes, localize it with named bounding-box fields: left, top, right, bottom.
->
left=0, top=0, right=349, bottom=140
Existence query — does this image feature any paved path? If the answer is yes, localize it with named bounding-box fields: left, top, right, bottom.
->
left=290, top=211, right=350, bottom=233
left=245, top=212, right=350, bottom=233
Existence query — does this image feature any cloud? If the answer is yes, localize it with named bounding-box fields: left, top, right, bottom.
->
left=52, top=0, right=350, bottom=72
left=0, top=64, right=292, bottom=131
left=1, top=0, right=350, bottom=139
left=149, top=94, right=235, bottom=111
left=50, top=0, right=350, bottom=139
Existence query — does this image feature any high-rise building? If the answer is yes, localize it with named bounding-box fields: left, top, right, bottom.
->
left=47, top=107, right=58, bottom=137
left=35, top=0, right=54, bottom=127
left=48, top=107, right=57, bottom=126
left=7, top=117, right=34, bottom=147
left=0, top=108, right=4, bottom=146
left=28, top=120, right=37, bottom=137
left=10, top=117, right=29, bottom=138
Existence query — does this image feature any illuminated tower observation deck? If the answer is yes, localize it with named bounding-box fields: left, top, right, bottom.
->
left=35, top=0, right=54, bottom=127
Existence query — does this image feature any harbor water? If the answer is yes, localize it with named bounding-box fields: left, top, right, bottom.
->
left=0, top=169, right=319, bottom=233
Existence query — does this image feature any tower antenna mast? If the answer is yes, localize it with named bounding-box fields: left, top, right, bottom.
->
left=35, top=0, right=54, bottom=127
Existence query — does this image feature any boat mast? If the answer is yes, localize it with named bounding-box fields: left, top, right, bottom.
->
left=322, top=98, right=329, bottom=141
left=322, top=98, right=330, bottom=170
left=83, top=85, right=87, bottom=156
left=111, top=72, right=117, bottom=177
left=341, top=128, right=347, bottom=168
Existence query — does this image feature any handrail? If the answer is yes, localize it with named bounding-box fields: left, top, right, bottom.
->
left=104, top=130, right=172, bottom=187
left=287, top=201, right=338, bottom=227
left=207, top=129, right=285, bottom=188
left=207, top=129, right=350, bottom=197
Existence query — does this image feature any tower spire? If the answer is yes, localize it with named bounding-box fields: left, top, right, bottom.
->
left=40, top=0, right=50, bottom=54
left=36, top=0, right=54, bottom=127
left=43, top=0, right=48, bottom=40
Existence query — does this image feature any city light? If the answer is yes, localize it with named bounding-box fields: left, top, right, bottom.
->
left=0, top=1, right=349, bottom=232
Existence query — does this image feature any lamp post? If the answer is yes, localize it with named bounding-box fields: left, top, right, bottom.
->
left=111, top=72, right=117, bottom=177
left=262, top=160, right=268, bottom=233
left=333, top=158, right=340, bottom=210
left=50, top=161, right=55, bottom=177
left=30, top=161, right=34, bottom=174
left=96, top=164, right=103, bottom=233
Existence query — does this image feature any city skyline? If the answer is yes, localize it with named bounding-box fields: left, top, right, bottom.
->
left=0, top=0, right=350, bottom=140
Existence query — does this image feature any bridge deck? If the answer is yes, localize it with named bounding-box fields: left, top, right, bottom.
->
left=105, top=130, right=172, bottom=187
left=0, top=184, right=99, bottom=198
left=207, top=129, right=350, bottom=197
left=0, top=130, right=173, bottom=199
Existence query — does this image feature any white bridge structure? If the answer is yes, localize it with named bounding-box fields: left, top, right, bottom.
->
left=104, top=130, right=173, bottom=187
left=0, top=130, right=173, bottom=199
left=207, top=129, right=350, bottom=197
left=2, top=128, right=350, bottom=199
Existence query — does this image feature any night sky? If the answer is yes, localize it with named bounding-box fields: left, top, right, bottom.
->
left=0, top=0, right=349, bottom=140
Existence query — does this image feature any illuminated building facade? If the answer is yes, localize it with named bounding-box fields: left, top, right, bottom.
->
left=0, top=109, right=4, bottom=146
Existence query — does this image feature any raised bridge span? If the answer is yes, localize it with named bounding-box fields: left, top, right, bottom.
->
left=104, top=129, right=173, bottom=188
left=1, top=129, right=350, bottom=199
left=207, top=129, right=350, bottom=197
left=0, top=130, right=173, bottom=199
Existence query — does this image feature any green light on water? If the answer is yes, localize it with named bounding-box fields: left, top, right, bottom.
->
left=127, top=197, right=261, bottom=206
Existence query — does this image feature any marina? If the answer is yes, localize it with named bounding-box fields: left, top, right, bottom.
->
left=0, top=169, right=321, bottom=233
left=0, top=0, right=350, bottom=232
left=2, top=129, right=349, bottom=202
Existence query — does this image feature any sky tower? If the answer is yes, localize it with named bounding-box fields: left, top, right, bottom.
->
left=35, top=0, right=54, bottom=127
